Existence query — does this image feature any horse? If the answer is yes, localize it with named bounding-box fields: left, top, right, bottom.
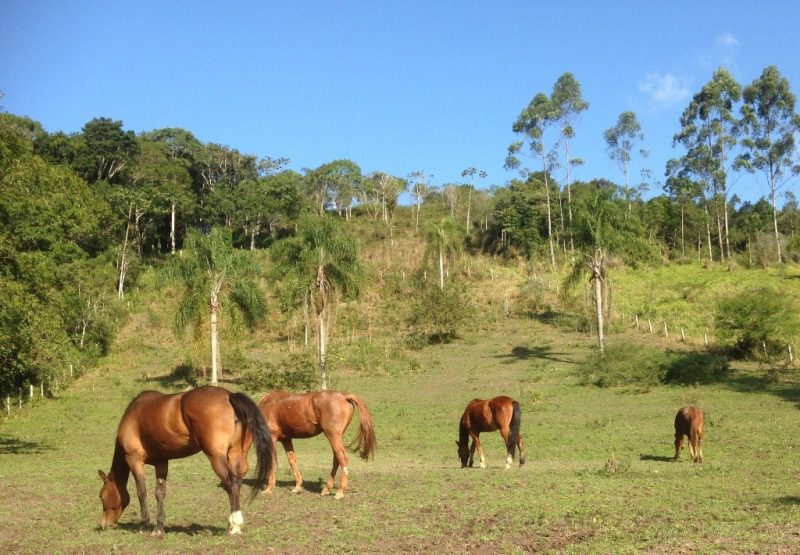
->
left=257, top=390, right=376, bottom=499
left=98, top=386, right=274, bottom=535
left=674, top=405, right=704, bottom=462
left=457, top=396, right=525, bottom=469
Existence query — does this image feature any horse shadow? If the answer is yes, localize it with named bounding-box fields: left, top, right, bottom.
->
left=242, top=477, right=324, bottom=494
left=639, top=454, right=674, bottom=462
left=0, top=434, right=52, bottom=455
left=115, top=521, right=226, bottom=536
left=775, top=496, right=800, bottom=505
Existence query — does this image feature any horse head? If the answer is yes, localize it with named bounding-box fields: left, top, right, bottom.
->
left=97, top=470, right=130, bottom=529
left=456, top=440, right=470, bottom=468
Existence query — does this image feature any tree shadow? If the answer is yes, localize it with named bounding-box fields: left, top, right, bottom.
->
left=720, top=372, right=800, bottom=410
left=0, top=434, right=52, bottom=454
left=639, top=454, right=674, bottom=462
left=496, top=344, right=574, bottom=365
left=775, top=496, right=800, bottom=505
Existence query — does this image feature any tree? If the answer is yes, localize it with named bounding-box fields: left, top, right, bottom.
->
left=567, top=188, right=651, bottom=352
left=79, top=118, right=140, bottom=183
left=604, top=111, right=646, bottom=212
left=168, top=228, right=266, bottom=385
left=736, top=65, right=800, bottom=263
left=408, top=170, right=432, bottom=233
left=551, top=72, right=589, bottom=251
left=506, top=92, right=560, bottom=269
left=673, top=68, right=741, bottom=260
left=460, top=167, right=487, bottom=231
left=270, top=216, right=363, bottom=390
left=423, top=217, right=464, bottom=291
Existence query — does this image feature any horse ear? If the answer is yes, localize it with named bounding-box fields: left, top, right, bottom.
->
left=455, top=441, right=459, bottom=447
left=98, top=470, right=107, bottom=481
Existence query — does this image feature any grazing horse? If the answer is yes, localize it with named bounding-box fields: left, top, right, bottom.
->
left=258, top=390, right=376, bottom=499
left=457, top=396, right=525, bottom=469
left=98, top=386, right=274, bottom=535
left=674, top=405, right=704, bottom=463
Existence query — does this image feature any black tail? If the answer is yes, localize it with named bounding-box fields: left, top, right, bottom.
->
left=507, top=400, right=522, bottom=461
left=229, top=392, right=274, bottom=503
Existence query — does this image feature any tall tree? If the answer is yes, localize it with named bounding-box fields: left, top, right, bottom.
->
left=423, top=217, right=464, bottom=291
left=168, top=228, right=266, bottom=385
left=673, top=68, right=741, bottom=260
left=551, top=72, right=589, bottom=251
left=79, top=117, right=140, bottom=183
left=270, top=216, right=363, bottom=390
left=736, top=65, right=800, bottom=263
left=604, top=111, right=646, bottom=212
left=460, top=167, right=487, bottom=231
left=506, top=92, right=560, bottom=270
left=408, top=170, right=432, bottom=233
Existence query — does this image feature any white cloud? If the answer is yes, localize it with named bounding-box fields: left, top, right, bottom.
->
left=638, top=72, right=691, bottom=108
left=716, top=33, right=740, bottom=48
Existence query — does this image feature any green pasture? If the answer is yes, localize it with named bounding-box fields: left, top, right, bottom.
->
left=1, top=315, right=799, bottom=553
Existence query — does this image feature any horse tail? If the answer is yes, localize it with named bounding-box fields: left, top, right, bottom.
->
left=228, top=392, right=275, bottom=502
left=345, top=394, right=377, bottom=461
left=507, top=400, right=522, bottom=462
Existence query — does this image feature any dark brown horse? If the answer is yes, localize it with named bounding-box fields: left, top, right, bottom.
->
left=457, top=396, right=525, bottom=469
left=98, top=386, right=273, bottom=535
left=258, top=390, right=376, bottom=499
left=674, top=405, right=704, bottom=462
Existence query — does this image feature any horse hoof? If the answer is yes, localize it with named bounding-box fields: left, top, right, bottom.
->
left=228, top=526, right=242, bottom=535
left=290, top=487, right=303, bottom=494
left=334, top=491, right=345, bottom=500
left=151, top=529, right=164, bottom=538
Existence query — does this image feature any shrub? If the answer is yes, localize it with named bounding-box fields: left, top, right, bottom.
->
left=406, top=284, right=474, bottom=344
left=662, top=352, right=730, bottom=384
left=240, top=352, right=317, bottom=393
left=576, top=341, right=667, bottom=388
left=715, top=287, right=800, bottom=359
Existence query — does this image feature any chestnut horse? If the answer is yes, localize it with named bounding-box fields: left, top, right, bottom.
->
left=258, top=390, right=376, bottom=499
left=98, top=386, right=274, bottom=535
left=457, top=396, right=525, bottom=469
left=674, top=405, right=704, bottom=462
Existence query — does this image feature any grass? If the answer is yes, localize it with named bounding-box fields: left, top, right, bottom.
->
left=1, top=308, right=799, bottom=554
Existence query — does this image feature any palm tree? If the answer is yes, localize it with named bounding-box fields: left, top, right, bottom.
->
left=270, top=215, right=363, bottom=390
left=168, top=227, right=266, bottom=385
left=423, top=217, right=464, bottom=291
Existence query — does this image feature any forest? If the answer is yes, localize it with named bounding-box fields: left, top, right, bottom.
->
left=1, top=64, right=800, bottom=406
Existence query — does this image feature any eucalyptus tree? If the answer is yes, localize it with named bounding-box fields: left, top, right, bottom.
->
left=663, top=174, right=703, bottom=259
left=506, top=92, right=560, bottom=269
left=408, top=170, right=432, bottom=232
left=552, top=73, right=589, bottom=250
left=604, top=112, right=647, bottom=212
left=422, top=216, right=464, bottom=291
left=168, top=227, right=266, bottom=385
left=460, top=167, right=487, bottom=231
left=735, top=65, right=800, bottom=263
left=270, top=216, right=363, bottom=390
left=672, top=68, right=741, bottom=260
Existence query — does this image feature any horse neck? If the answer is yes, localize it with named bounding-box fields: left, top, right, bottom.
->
left=109, top=439, right=130, bottom=488
left=458, top=419, right=470, bottom=447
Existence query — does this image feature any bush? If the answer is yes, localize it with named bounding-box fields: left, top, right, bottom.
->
left=662, top=352, right=730, bottom=384
left=577, top=342, right=667, bottom=388
left=715, top=287, right=800, bottom=359
left=406, top=284, right=474, bottom=345
left=240, top=352, right=318, bottom=393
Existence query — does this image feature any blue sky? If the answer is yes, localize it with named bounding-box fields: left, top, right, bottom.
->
left=2, top=1, right=798, bottom=204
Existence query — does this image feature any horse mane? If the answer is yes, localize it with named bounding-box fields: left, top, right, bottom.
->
left=458, top=417, right=470, bottom=448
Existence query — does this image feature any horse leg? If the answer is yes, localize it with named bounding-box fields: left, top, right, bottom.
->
left=499, top=427, right=513, bottom=469
left=468, top=439, right=477, bottom=467
left=152, top=462, right=168, bottom=536
left=471, top=433, right=486, bottom=468
left=264, top=435, right=279, bottom=495
left=675, top=432, right=686, bottom=461
left=322, top=436, right=349, bottom=499
left=697, top=430, right=704, bottom=463
left=128, top=460, right=151, bottom=531
left=208, top=454, right=243, bottom=535
left=517, top=434, right=526, bottom=466
left=282, top=439, right=304, bottom=493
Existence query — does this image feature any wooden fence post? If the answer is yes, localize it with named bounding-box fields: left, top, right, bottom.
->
left=663, top=321, right=669, bottom=338
left=648, top=319, right=653, bottom=334
left=635, top=315, right=640, bottom=330
left=681, top=327, right=686, bottom=343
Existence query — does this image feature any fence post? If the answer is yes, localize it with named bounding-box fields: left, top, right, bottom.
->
left=681, top=327, right=686, bottom=343
left=789, top=344, right=794, bottom=365
left=663, top=321, right=669, bottom=338
left=648, top=319, right=653, bottom=334
left=704, top=333, right=708, bottom=348
left=635, top=315, right=640, bottom=330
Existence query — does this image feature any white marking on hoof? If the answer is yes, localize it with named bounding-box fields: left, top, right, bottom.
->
left=480, top=461, right=486, bottom=469
left=228, top=511, right=243, bottom=535
left=343, top=466, right=349, bottom=476
left=321, top=488, right=331, bottom=496
left=334, top=490, right=345, bottom=499
left=290, top=486, right=303, bottom=494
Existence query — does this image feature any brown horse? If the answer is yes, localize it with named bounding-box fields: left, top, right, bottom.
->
left=98, top=386, right=273, bottom=535
left=457, top=396, right=525, bottom=469
left=674, top=405, right=704, bottom=462
left=258, top=390, right=376, bottom=499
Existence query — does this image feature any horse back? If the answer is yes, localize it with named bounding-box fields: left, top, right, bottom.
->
left=674, top=406, right=703, bottom=437
left=117, top=390, right=198, bottom=463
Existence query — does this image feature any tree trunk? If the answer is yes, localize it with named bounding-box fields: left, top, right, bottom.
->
left=771, top=181, right=783, bottom=263
left=465, top=188, right=472, bottom=231
left=542, top=172, right=556, bottom=271
left=591, top=250, right=605, bottom=353
left=318, top=309, right=327, bottom=390
left=210, top=293, right=221, bottom=385
left=704, top=207, right=713, bottom=262
left=170, top=203, right=177, bottom=254
left=438, top=245, right=445, bottom=291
